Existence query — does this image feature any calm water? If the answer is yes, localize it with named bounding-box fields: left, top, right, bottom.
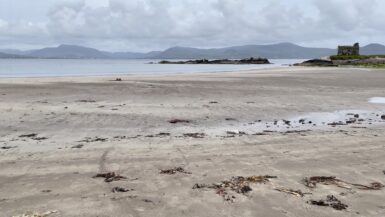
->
left=0, top=59, right=305, bottom=78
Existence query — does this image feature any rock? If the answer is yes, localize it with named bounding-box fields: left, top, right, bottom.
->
left=294, top=59, right=336, bottom=67
left=381, top=115, right=385, bottom=120
left=159, top=57, right=270, bottom=65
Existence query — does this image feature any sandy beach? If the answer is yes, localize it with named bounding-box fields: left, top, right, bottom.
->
left=1, top=67, right=385, bottom=217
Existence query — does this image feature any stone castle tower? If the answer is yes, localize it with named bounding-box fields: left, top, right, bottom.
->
left=338, top=43, right=360, bottom=56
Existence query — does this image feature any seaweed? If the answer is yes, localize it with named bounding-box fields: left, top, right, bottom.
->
left=193, top=175, right=277, bottom=201
left=308, top=195, right=348, bottom=210
left=160, top=167, right=192, bottom=175
left=304, top=176, right=384, bottom=190
left=93, top=172, right=127, bottom=182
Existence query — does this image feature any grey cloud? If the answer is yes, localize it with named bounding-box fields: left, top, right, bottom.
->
left=1, top=0, right=385, bottom=51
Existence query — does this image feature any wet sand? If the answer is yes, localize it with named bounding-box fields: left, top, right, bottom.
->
left=0, top=67, right=385, bottom=217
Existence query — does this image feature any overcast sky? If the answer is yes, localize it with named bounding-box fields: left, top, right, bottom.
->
left=0, top=0, right=384, bottom=52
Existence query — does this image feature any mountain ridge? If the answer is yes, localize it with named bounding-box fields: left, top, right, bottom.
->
left=1, top=43, right=385, bottom=59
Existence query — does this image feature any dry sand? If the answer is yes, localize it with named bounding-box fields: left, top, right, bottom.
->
left=0, top=67, right=385, bottom=217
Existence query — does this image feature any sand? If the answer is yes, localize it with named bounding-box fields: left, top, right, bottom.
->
left=0, top=67, right=385, bottom=217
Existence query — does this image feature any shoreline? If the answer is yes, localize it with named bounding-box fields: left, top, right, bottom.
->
left=0, top=66, right=367, bottom=82
left=0, top=58, right=305, bottom=79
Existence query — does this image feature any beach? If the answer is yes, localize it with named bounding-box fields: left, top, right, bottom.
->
left=1, top=66, right=385, bottom=217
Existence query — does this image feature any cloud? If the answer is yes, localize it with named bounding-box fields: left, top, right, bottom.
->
left=1, top=0, right=385, bottom=51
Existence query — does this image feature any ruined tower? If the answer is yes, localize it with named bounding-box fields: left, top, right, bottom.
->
left=338, top=43, right=360, bottom=56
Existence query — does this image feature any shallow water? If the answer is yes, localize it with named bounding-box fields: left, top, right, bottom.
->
left=0, top=59, right=305, bottom=78
left=211, top=109, right=385, bottom=135
left=369, top=97, right=385, bottom=104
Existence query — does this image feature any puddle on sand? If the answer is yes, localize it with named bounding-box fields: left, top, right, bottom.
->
left=369, top=97, right=385, bottom=104
left=210, top=109, right=385, bottom=136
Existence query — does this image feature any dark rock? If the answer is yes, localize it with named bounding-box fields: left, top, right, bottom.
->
left=294, top=59, right=336, bottom=67
left=159, top=57, right=270, bottom=65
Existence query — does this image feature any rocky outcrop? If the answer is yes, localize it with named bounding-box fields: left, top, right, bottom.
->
left=295, top=57, right=385, bottom=67
left=159, top=57, right=270, bottom=65
left=294, top=59, right=337, bottom=67
left=333, top=57, right=385, bottom=65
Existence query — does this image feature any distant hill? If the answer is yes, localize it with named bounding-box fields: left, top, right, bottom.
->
left=28, top=44, right=110, bottom=59
left=154, top=43, right=336, bottom=59
left=110, top=51, right=162, bottom=59
left=361, top=43, right=385, bottom=55
left=1, top=43, right=385, bottom=59
left=0, top=45, right=161, bottom=59
left=0, top=49, right=30, bottom=56
left=0, top=52, right=28, bottom=59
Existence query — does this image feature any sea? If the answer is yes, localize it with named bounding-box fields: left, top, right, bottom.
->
left=0, top=59, right=305, bottom=78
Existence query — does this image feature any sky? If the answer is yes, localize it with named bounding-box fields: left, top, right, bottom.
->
left=0, top=0, right=384, bottom=52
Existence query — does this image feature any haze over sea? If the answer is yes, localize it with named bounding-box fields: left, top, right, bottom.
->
left=0, top=59, right=304, bottom=78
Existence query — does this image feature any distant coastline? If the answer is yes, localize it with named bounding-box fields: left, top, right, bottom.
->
left=2, top=43, right=385, bottom=60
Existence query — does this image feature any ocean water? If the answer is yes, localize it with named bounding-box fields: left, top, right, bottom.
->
left=0, top=59, right=305, bottom=78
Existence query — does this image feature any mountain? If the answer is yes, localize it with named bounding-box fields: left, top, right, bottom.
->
left=1, top=43, right=385, bottom=59
left=0, top=52, right=28, bottom=58
left=0, top=49, right=31, bottom=56
left=154, top=43, right=336, bottom=59
left=361, top=43, right=385, bottom=55
left=2, top=44, right=161, bottom=59
left=110, top=51, right=162, bottom=59
left=28, top=44, right=110, bottom=59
